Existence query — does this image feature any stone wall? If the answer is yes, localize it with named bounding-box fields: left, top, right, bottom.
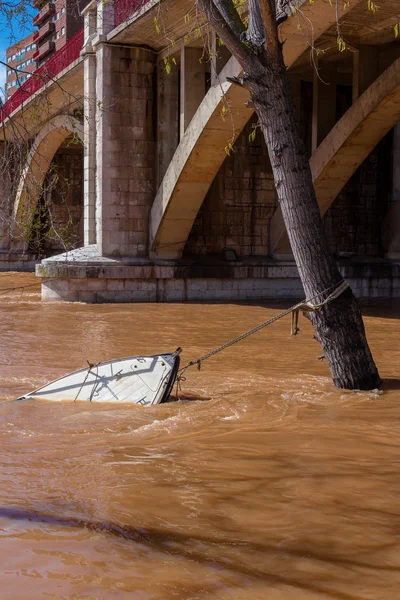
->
left=184, top=117, right=277, bottom=258
left=185, top=83, right=394, bottom=260
left=324, top=132, right=392, bottom=257
left=39, top=258, right=400, bottom=302
left=96, top=45, right=155, bottom=257
left=29, top=144, right=84, bottom=255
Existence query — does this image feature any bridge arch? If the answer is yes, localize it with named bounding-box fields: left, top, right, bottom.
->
left=13, top=114, right=84, bottom=245
left=149, top=0, right=361, bottom=259
left=270, top=55, right=400, bottom=255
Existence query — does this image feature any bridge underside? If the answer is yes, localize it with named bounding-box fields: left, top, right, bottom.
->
left=2, top=0, right=400, bottom=298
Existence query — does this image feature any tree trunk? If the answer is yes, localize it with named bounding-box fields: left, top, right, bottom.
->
left=245, top=53, right=381, bottom=390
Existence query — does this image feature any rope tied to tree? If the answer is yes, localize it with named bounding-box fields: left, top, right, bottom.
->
left=290, top=279, right=349, bottom=336
left=178, top=279, right=350, bottom=379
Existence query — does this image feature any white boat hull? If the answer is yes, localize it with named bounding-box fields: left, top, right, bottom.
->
left=16, top=353, right=180, bottom=405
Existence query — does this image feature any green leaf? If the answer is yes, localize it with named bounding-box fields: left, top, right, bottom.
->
left=224, top=142, right=233, bottom=156
left=163, top=57, right=172, bottom=75
left=154, top=17, right=161, bottom=35
left=337, top=36, right=347, bottom=52
left=220, top=101, right=228, bottom=122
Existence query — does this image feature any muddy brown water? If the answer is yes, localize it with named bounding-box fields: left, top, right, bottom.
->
left=1, top=273, right=400, bottom=599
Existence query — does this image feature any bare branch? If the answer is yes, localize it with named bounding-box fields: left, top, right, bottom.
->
left=246, top=0, right=266, bottom=47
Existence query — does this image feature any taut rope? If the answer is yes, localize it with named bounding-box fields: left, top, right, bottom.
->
left=178, top=279, right=349, bottom=378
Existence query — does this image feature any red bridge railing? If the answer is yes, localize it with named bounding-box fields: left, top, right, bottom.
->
left=0, top=28, right=84, bottom=124
left=114, top=0, right=151, bottom=28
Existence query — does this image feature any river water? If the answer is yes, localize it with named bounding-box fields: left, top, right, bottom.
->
left=1, top=273, right=400, bottom=599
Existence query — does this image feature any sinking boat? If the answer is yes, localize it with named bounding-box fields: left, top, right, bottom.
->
left=15, top=350, right=181, bottom=405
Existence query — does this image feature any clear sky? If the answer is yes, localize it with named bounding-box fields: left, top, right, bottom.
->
left=0, top=6, right=35, bottom=99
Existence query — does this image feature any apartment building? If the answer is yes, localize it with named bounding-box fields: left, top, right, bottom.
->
left=5, top=33, right=37, bottom=97
left=5, top=0, right=85, bottom=97
left=33, top=0, right=84, bottom=65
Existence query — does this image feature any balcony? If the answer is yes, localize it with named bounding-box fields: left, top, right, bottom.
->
left=36, top=21, right=55, bottom=44
left=33, top=31, right=39, bottom=41
left=36, top=40, right=55, bottom=62
left=33, top=2, right=55, bottom=27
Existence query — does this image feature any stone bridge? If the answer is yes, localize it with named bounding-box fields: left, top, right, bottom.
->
left=1, top=0, right=400, bottom=299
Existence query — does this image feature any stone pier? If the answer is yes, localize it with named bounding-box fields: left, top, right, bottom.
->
left=32, top=0, right=400, bottom=301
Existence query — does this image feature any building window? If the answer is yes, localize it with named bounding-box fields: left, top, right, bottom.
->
left=61, top=26, right=65, bottom=36
left=61, top=7, right=65, bottom=14
left=56, top=11, right=60, bottom=19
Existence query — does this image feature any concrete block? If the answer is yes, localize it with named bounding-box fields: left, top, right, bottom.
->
left=78, top=291, right=97, bottom=303
left=87, top=279, right=106, bottom=291
left=106, top=279, right=125, bottom=291
left=68, top=279, right=89, bottom=292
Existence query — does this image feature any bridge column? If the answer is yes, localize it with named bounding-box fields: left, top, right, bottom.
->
left=383, top=123, right=400, bottom=259
left=82, top=1, right=97, bottom=246
left=210, top=32, right=231, bottom=86
left=95, top=43, right=156, bottom=256
left=157, top=57, right=179, bottom=186
left=180, top=47, right=206, bottom=139
left=355, top=46, right=379, bottom=97
left=312, top=62, right=337, bottom=152
left=96, top=0, right=114, bottom=37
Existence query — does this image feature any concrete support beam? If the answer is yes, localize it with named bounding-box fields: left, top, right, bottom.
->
left=180, top=47, right=206, bottom=139
left=150, top=0, right=363, bottom=260
left=210, top=32, right=231, bottom=87
left=96, top=0, right=114, bottom=37
left=352, top=50, right=360, bottom=103
left=312, top=63, right=337, bottom=153
left=288, top=73, right=302, bottom=121
left=358, top=45, right=379, bottom=95
left=83, top=55, right=96, bottom=246
left=392, top=124, right=400, bottom=204
left=95, top=43, right=156, bottom=257
left=383, top=123, right=400, bottom=259
left=157, top=58, right=179, bottom=186
left=82, top=5, right=97, bottom=246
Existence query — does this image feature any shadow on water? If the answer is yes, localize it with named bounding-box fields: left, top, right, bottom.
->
left=201, top=298, right=400, bottom=320
left=382, top=379, right=400, bottom=391
left=0, top=506, right=398, bottom=600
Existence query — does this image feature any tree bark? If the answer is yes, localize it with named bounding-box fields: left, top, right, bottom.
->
left=245, top=51, right=380, bottom=390
left=198, top=0, right=381, bottom=390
